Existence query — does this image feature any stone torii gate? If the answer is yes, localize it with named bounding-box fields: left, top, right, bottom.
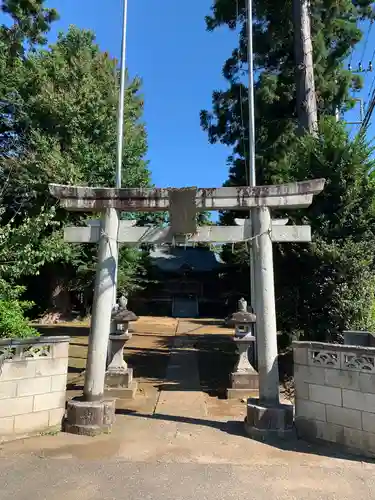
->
left=49, top=179, right=325, bottom=436
left=63, top=216, right=312, bottom=245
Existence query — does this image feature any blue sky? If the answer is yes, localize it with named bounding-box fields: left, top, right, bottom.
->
left=338, top=20, right=375, bottom=139
left=42, top=0, right=237, bottom=189
left=2, top=2, right=374, bottom=187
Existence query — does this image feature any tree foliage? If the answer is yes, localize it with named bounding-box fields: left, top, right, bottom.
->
left=201, top=0, right=373, bottom=186
left=275, top=120, right=375, bottom=341
left=0, top=297, right=38, bottom=339
left=0, top=0, right=58, bottom=58
left=1, top=25, right=149, bottom=217
left=0, top=2, right=151, bottom=320
left=203, top=0, right=375, bottom=340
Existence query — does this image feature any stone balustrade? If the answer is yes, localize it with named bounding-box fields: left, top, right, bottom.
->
left=293, top=341, right=375, bottom=457
left=0, top=336, right=69, bottom=441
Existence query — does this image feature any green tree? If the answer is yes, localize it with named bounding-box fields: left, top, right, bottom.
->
left=1, top=26, right=149, bottom=216
left=202, top=0, right=375, bottom=341
left=201, top=0, right=373, bottom=187
left=220, top=119, right=375, bottom=341
left=275, top=120, right=375, bottom=341
left=0, top=0, right=58, bottom=59
left=0, top=4, right=151, bottom=319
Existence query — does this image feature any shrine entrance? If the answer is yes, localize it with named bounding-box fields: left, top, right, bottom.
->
left=172, top=296, right=199, bottom=318
left=50, top=179, right=325, bottom=435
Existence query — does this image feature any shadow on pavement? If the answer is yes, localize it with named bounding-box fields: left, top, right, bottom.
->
left=128, top=333, right=291, bottom=398
left=36, top=325, right=90, bottom=337
left=124, top=334, right=236, bottom=397
left=185, top=319, right=228, bottom=328
left=126, top=334, right=237, bottom=395
left=115, top=408, right=375, bottom=465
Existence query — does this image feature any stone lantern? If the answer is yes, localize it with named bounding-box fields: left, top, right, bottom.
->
left=111, top=306, right=136, bottom=335
left=227, top=301, right=259, bottom=399
left=104, top=298, right=138, bottom=399
left=234, top=297, right=256, bottom=337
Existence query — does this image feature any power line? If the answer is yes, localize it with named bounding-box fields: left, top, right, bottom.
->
left=348, top=21, right=374, bottom=75
left=359, top=20, right=373, bottom=65
left=367, top=42, right=375, bottom=99
left=367, top=70, right=375, bottom=100
left=360, top=86, right=375, bottom=132
left=346, top=20, right=374, bottom=126
left=357, top=21, right=375, bottom=131
left=369, top=45, right=375, bottom=71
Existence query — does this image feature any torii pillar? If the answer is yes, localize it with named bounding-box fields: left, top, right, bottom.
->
left=50, top=179, right=325, bottom=436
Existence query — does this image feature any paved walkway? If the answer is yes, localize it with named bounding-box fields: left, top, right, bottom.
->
left=0, top=320, right=375, bottom=499
left=155, top=322, right=207, bottom=419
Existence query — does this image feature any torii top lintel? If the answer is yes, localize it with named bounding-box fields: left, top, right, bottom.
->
left=48, top=179, right=325, bottom=212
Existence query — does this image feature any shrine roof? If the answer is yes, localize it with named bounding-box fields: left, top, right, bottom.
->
left=149, top=247, right=224, bottom=272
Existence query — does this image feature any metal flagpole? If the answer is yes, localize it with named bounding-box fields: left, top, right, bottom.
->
left=246, top=0, right=258, bottom=368
left=116, top=0, right=128, bottom=189
left=112, top=0, right=129, bottom=308
left=247, top=0, right=257, bottom=318
left=247, top=0, right=256, bottom=188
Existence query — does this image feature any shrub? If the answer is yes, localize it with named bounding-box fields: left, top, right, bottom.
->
left=0, top=300, right=38, bottom=339
left=0, top=281, right=38, bottom=339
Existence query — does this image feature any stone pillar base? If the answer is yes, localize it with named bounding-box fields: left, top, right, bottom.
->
left=244, top=398, right=294, bottom=439
left=104, top=367, right=137, bottom=400
left=227, top=388, right=259, bottom=399
left=63, top=398, right=116, bottom=436
left=227, top=371, right=259, bottom=399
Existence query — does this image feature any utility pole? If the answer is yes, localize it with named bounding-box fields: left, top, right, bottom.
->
left=246, top=0, right=257, bottom=326
left=293, top=0, right=318, bottom=135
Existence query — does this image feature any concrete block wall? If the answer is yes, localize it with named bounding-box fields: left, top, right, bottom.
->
left=293, top=341, right=375, bottom=457
left=0, top=336, right=69, bottom=441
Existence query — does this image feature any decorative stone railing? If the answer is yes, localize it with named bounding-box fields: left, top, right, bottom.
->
left=293, top=341, right=375, bottom=458
left=0, top=336, right=69, bottom=441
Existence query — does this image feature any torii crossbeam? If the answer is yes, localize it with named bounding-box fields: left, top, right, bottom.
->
left=50, top=179, right=324, bottom=211
left=64, top=219, right=312, bottom=245
left=49, top=178, right=325, bottom=434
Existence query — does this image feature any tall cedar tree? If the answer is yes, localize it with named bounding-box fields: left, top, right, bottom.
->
left=202, top=0, right=375, bottom=341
